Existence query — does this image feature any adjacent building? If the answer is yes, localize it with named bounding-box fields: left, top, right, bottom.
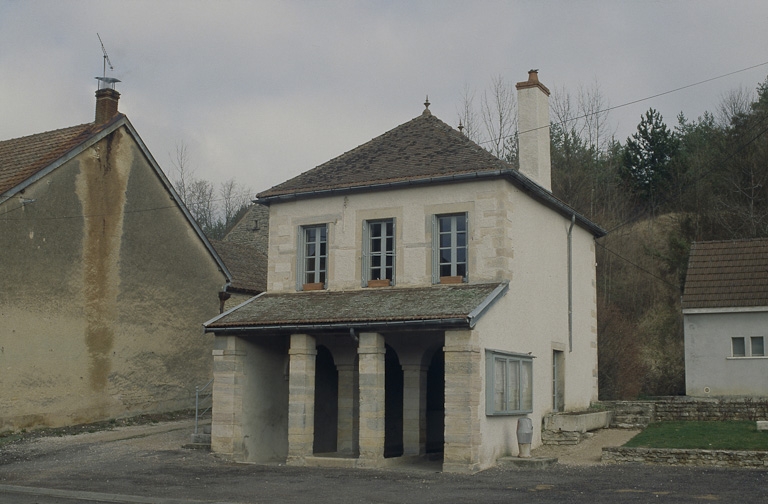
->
left=683, top=238, right=768, bottom=397
left=0, top=82, right=231, bottom=432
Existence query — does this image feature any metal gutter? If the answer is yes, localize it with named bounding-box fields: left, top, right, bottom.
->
left=204, top=316, right=469, bottom=335
left=467, top=281, right=509, bottom=328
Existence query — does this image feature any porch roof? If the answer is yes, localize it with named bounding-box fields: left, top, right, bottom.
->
left=204, top=281, right=508, bottom=334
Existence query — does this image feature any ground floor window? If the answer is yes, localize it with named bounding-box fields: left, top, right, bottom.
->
left=732, top=336, right=765, bottom=357
left=485, top=350, right=533, bottom=415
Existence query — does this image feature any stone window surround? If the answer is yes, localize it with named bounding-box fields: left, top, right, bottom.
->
left=432, top=213, right=468, bottom=284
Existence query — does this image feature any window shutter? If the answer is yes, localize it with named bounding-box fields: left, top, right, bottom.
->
left=431, top=215, right=440, bottom=284
left=391, top=218, right=396, bottom=285
left=361, top=221, right=369, bottom=287
left=296, top=226, right=305, bottom=291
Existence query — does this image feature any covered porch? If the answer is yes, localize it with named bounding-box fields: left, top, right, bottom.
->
left=204, top=282, right=507, bottom=472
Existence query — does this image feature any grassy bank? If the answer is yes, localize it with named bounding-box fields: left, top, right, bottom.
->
left=625, top=421, right=768, bottom=450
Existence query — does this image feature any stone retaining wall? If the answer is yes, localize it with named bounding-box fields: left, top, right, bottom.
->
left=603, top=397, right=768, bottom=428
left=602, top=446, right=768, bottom=468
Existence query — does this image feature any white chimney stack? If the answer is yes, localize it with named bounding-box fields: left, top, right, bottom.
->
left=516, top=70, right=551, bottom=191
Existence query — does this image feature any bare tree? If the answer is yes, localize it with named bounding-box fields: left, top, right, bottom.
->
left=480, top=74, right=517, bottom=161
left=716, top=85, right=754, bottom=127
left=457, top=83, right=481, bottom=142
left=169, top=141, right=253, bottom=239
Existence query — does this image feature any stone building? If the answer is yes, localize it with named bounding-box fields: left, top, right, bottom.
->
left=0, top=82, right=230, bottom=432
left=204, top=71, right=605, bottom=472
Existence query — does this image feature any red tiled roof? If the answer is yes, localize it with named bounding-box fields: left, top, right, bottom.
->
left=0, top=123, right=101, bottom=195
left=258, top=109, right=511, bottom=199
left=682, top=238, right=768, bottom=310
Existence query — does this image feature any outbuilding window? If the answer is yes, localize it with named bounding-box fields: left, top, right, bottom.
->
left=485, top=350, right=533, bottom=415
left=731, top=336, right=765, bottom=358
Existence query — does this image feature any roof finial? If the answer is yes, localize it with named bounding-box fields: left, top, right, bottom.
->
left=424, top=95, right=430, bottom=110
left=458, top=120, right=464, bottom=134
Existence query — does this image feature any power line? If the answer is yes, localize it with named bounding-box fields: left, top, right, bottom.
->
left=476, top=60, right=768, bottom=147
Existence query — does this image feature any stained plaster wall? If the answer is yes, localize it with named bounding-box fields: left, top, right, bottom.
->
left=684, top=310, right=768, bottom=396
left=265, top=177, right=598, bottom=469
left=0, top=127, right=227, bottom=432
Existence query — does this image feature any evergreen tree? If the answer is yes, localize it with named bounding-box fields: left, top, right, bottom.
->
left=620, top=108, right=679, bottom=211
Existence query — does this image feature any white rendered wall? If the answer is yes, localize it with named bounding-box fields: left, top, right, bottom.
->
left=685, top=310, right=768, bottom=396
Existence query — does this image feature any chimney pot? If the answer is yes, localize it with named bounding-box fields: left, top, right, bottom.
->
left=95, top=88, right=120, bottom=124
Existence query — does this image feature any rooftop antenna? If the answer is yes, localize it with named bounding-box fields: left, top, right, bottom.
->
left=96, top=33, right=120, bottom=90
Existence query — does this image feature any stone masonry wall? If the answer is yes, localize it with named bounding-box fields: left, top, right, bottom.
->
left=603, top=447, right=768, bottom=468
left=604, top=397, right=768, bottom=428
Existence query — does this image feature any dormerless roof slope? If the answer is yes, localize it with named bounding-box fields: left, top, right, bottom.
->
left=257, top=108, right=605, bottom=237
left=205, top=282, right=508, bottom=334
left=0, top=122, right=103, bottom=195
left=683, top=238, right=768, bottom=310
left=210, top=240, right=267, bottom=294
left=0, top=113, right=232, bottom=284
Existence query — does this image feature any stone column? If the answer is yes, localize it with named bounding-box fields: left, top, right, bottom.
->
left=287, top=333, right=317, bottom=465
left=336, top=363, right=357, bottom=455
left=402, top=364, right=427, bottom=456
left=357, top=332, right=385, bottom=465
left=211, top=336, right=247, bottom=460
left=442, top=329, right=482, bottom=473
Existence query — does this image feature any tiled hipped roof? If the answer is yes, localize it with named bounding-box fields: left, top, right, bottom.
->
left=0, top=122, right=102, bottom=195
left=258, top=110, right=511, bottom=199
left=682, top=238, right=768, bottom=310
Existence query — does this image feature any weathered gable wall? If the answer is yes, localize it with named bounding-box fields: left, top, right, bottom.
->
left=0, top=126, right=226, bottom=432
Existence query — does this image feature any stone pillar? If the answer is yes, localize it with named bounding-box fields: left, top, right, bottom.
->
left=442, top=329, right=482, bottom=473
left=357, top=332, right=385, bottom=465
left=211, top=336, right=247, bottom=460
left=402, top=364, right=427, bottom=455
left=287, top=333, right=317, bottom=465
left=336, top=363, right=357, bottom=455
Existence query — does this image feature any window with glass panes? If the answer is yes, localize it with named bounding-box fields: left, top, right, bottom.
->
left=434, top=213, right=467, bottom=282
left=365, top=219, right=394, bottom=283
left=485, top=350, right=533, bottom=415
left=298, top=225, right=327, bottom=288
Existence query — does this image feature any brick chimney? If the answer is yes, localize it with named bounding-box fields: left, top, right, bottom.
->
left=95, top=87, right=120, bottom=124
left=516, top=70, right=551, bottom=191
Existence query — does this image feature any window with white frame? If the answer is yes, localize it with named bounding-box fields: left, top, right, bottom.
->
left=485, top=350, right=533, bottom=415
left=731, top=336, right=766, bottom=357
left=362, top=219, right=395, bottom=286
left=432, top=213, right=468, bottom=284
left=297, top=224, right=327, bottom=290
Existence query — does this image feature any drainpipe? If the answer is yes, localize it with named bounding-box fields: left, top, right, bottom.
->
left=568, top=214, right=575, bottom=352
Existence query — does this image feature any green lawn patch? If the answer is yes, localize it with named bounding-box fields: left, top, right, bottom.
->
left=625, top=421, right=768, bottom=451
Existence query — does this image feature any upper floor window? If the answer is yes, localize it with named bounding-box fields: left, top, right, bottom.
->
left=297, top=224, right=327, bottom=290
left=363, top=219, right=395, bottom=287
left=433, top=213, right=468, bottom=284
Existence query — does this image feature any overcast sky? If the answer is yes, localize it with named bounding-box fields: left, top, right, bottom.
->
left=2, top=1, right=768, bottom=198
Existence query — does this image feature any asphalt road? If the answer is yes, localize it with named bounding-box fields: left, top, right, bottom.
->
left=1, top=420, right=767, bottom=503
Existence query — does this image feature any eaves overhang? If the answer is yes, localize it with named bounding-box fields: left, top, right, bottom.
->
left=256, top=169, right=605, bottom=238
left=203, top=281, right=509, bottom=336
